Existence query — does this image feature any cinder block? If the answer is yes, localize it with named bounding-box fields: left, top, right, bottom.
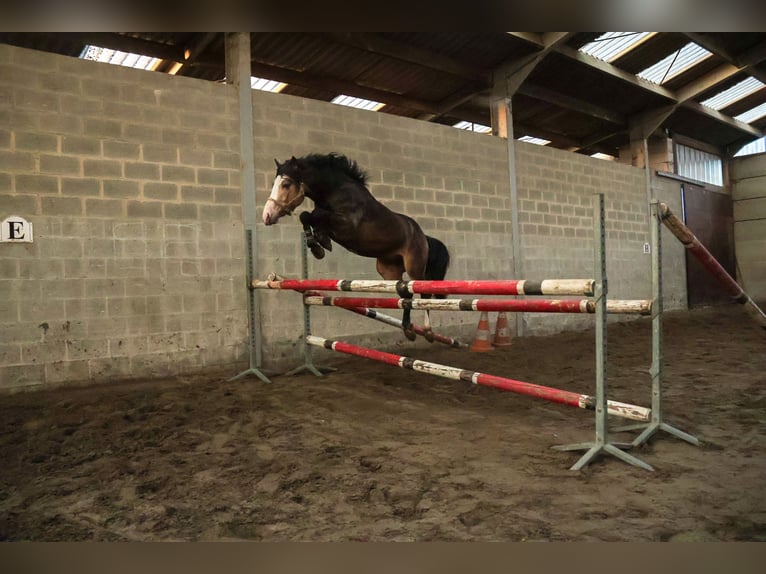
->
left=61, top=135, right=100, bottom=156
left=127, top=201, right=163, bottom=218
left=84, top=159, right=122, bottom=178
left=161, top=165, right=195, bottom=183
left=124, top=162, right=160, bottom=181
left=41, top=196, right=83, bottom=216
left=15, top=175, right=59, bottom=194
left=14, top=88, right=59, bottom=112
left=198, top=168, right=229, bottom=185
left=83, top=118, right=122, bottom=139
left=164, top=203, right=198, bottom=220
left=103, top=180, right=140, bottom=199
left=124, top=123, right=161, bottom=143
left=85, top=198, right=123, bottom=217
left=214, top=188, right=239, bottom=204
left=16, top=131, right=59, bottom=152
left=103, top=141, right=141, bottom=160
left=61, top=178, right=100, bottom=197
left=144, top=182, right=178, bottom=201
left=0, top=365, right=45, bottom=389
left=40, top=155, right=81, bottom=176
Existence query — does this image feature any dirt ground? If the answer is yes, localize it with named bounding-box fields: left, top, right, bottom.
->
left=1, top=305, right=764, bottom=541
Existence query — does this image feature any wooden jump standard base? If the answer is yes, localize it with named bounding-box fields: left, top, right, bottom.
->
left=307, top=335, right=651, bottom=422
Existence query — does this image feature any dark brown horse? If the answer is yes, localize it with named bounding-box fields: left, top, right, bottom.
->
left=262, top=153, right=450, bottom=341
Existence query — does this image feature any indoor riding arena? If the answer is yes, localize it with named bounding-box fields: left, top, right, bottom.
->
left=1, top=33, right=765, bottom=542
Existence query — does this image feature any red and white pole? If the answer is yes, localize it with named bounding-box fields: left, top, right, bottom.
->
left=303, top=295, right=652, bottom=315
left=253, top=277, right=596, bottom=296
left=306, top=335, right=650, bottom=422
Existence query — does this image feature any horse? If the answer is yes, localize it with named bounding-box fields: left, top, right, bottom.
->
left=261, top=152, right=451, bottom=342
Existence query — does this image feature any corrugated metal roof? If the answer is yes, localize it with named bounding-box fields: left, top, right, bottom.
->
left=637, top=43, right=713, bottom=84
left=701, top=77, right=765, bottom=110
left=579, top=32, right=655, bottom=62
left=1, top=32, right=764, bottom=156
left=80, top=45, right=161, bottom=71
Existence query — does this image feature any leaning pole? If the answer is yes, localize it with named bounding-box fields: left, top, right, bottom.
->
left=659, top=202, right=766, bottom=330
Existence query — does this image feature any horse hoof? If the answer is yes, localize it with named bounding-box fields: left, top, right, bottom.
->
left=424, top=330, right=435, bottom=343
left=309, top=243, right=326, bottom=259
left=403, top=328, right=417, bottom=341
left=317, top=234, right=332, bottom=251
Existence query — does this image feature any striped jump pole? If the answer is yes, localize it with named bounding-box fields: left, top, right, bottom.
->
left=303, top=291, right=465, bottom=348
left=660, top=202, right=766, bottom=330
left=253, top=278, right=596, bottom=297
left=304, top=295, right=653, bottom=315
left=307, top=335, right=650, bottom=422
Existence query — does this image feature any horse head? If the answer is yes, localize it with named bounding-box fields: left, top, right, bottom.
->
left=262, top=156, right=308, bottom=225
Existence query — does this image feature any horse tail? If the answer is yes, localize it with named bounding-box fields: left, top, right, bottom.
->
left=424, top=236, right=450, bottom=299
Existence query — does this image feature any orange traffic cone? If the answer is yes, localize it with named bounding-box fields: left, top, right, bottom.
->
left=492, top=312, right=513, bottom=347
left=469, top=311, right=494, bottom=352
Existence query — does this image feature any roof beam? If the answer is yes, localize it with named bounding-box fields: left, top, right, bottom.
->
left=505, top=32, right=544, bottom=48
left=246, top=61, right=438, bottom=114
left=555, top=44, right=677, bottom=101
left=682, top=33, right=766, bottom=84
left=518, top=83, right=625, bottom=124
left=681, top=100, right=763, bottom=138
left=495, top=32, right=575, bottom=96
left=674, top=63, right=742, bottom=102
left=172, top=32, right=218, bottom=76
left=325, top=33, right=489, bottom=83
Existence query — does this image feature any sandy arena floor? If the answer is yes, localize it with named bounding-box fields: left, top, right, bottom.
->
left=1, top=305, right=764, bottom=541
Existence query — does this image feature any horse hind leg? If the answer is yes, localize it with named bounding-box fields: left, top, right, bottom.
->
left=377, top=258, right=417, bottom=341
left=403, top=248, right=436, bottom=343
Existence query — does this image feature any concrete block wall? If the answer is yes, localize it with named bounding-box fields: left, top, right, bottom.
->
left=730, top=153, right=766, bottom=303
left=514, top=142, right=685, bottom=334
left=0, top=43, right=689, bottom=388
left=0, top=44, right=246, bottom=390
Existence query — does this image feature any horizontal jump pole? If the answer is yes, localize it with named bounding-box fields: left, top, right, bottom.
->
left=253, top=278, right=596, bottom=297
left=306, top=335, right=651, bottom=422
left=659, top=203, right=766, bottom=329
left=304, top=295, right=652, bottom=315
left=303, top=291, right=465, bottom=348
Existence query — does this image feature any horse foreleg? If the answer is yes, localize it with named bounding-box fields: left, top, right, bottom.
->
left=299, top=211, right=325, bottom=259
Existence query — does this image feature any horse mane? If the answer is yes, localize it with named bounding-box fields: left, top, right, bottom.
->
left=302, top=153, right=368, bottom=186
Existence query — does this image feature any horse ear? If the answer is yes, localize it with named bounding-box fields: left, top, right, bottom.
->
left=274, top=158, right=281, bottom=170
left=290, top=155, right=297, bottom=162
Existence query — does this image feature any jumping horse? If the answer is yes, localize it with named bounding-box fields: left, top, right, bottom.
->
left=262, top=153, right=451, bottom=341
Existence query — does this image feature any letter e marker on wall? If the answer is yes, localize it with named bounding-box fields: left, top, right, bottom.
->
left=1, top=216, right=34, bottom=243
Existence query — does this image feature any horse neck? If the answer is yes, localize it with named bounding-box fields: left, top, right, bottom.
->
left=303, top=171, right=362, bottom=205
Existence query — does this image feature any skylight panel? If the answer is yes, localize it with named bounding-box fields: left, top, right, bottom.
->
left=80, top=45, right=161, bottom=71
left=734, top=136, right=766, bottom=157
left=518, top=135, right=551, bottom=146
left=452, top=121, right=492, bottom=134
left=735, top=102, right=766, bottom=124
left=251, top=76, right=287, bottom=93
left=701, top=77, right=764, bottom=110
left=331, top=95, right=385, bottom=111
left=579, top=32, right=655, bottom=62
left=637, top=43, right=712, bottom=84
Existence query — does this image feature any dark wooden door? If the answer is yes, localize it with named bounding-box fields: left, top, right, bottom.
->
left=682, top=183, right=736, bottom=307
